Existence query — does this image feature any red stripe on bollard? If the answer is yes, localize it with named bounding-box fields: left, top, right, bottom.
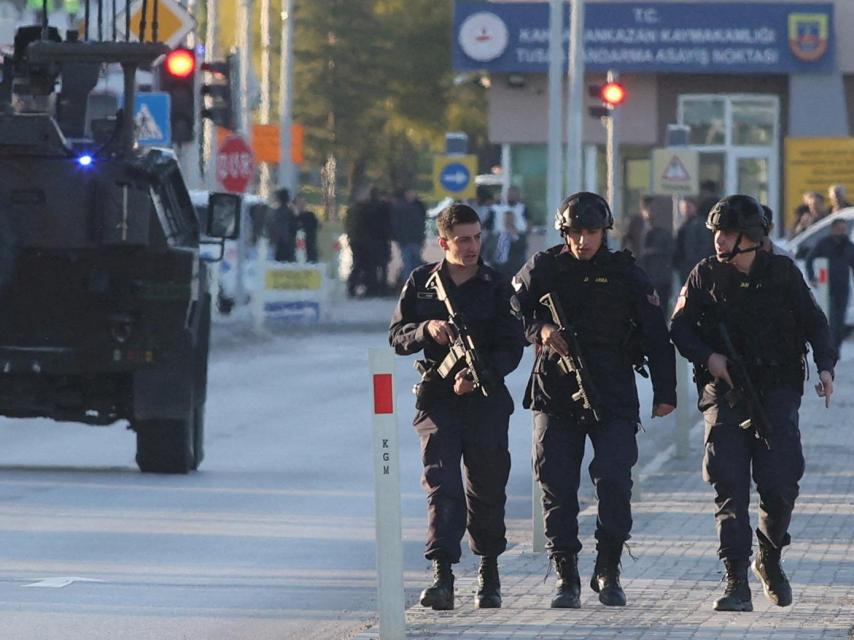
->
left=373, top=374, right=394, bottom=414
left=819, top=268, right=828, bottom=284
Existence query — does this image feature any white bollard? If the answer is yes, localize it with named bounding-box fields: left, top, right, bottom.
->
left=368, top=349, right=406, bottom=640
left=813, top=257, right=830, bottom=317
left=675, top=355, right=692, bottom=459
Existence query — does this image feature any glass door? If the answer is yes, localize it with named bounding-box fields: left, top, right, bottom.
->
left=678, top=95, right=780, bottom=224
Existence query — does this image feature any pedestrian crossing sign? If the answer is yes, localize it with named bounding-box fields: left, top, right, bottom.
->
left=132, top=93, right=171, bottom=146
left=652, top=148, right=699, bottom=195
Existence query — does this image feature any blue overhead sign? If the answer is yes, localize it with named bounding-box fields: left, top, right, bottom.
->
left=453, top=2, right=835, bottom=74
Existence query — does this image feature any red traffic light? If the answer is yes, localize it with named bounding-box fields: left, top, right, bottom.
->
left=165, top=48, right=195, bottom=78
left=600, top=81, right=626, bottom=107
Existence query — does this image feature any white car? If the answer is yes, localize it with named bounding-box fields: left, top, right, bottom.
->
left=190, top=189, right=267, bottom=312
left=783, top=208, right=854, bottom=326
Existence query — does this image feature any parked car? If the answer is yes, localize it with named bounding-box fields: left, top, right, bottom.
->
left=191, top=190, right=267, bottom=312
left=783, top=208, right=854, bottom=326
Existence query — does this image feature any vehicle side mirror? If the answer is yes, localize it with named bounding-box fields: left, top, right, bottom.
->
left=206, top=192, right=241, bottom=239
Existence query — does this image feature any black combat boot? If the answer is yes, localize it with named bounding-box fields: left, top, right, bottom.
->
left=714, top=559, right=753, bottom=612
left=752, top=545, right=792, bottom=607
left=419, top=557, right=454, bottom=610
left=550, top=554, right=581, bottom=608
left=590, top=544, right=627, bottom=606
left=475, top=556, right=501, bottom=608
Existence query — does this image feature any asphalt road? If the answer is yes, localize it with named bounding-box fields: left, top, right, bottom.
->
left=0, top=329, right=686, bottom=640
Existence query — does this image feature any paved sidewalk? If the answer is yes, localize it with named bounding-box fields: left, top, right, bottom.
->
left=358, top=352, right=854, bottom=640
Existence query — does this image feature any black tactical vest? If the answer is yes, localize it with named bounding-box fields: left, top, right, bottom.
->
left=696, top=255, right=806, bottom=389
left=551, top=247, right=640, bottom=353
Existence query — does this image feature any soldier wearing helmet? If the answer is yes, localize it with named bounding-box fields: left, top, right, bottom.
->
left=671, top=194, right=836, bottom=613
left=511, top=192, right=676, bottom=609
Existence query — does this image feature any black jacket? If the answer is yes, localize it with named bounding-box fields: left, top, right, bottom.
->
left=511, top=245, right=677, bottom=421
left=389, top=260, right=525, bottom=393
left=671, top=251, right=836, bottom=408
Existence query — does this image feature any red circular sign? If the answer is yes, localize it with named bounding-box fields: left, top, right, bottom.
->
left=216, top=135, right=255, bottom=193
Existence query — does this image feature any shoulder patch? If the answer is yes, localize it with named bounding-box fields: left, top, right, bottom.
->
left=646, top=290, right=660, bottom=307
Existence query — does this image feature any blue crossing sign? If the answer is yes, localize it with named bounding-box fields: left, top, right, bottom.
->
left=433, top=154, right=477, bottom=199
left=132, top=92, right=171, bottom=145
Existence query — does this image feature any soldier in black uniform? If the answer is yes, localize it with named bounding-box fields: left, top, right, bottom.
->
left=670, top=195, right=836, bottom=612
left=389, top=203, right=524, bottom=611
left=511, top=192, right=677, bottom=608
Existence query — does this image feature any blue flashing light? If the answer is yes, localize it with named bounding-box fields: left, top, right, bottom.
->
left=77, top=154, right=93, bottom=167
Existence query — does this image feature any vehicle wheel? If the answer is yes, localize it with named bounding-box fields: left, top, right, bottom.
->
left=135, top=415, right=194, bottom=474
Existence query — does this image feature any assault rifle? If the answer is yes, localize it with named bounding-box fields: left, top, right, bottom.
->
left=718, top=321, right=773, bottom=447
left=425, top=270, right=499, bottom=398
left=539, top=292, right=602, bottom=422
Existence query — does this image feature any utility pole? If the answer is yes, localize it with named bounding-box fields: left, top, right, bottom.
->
left=278, top=0, right=295, bottom=192
left=605, top=69, right=621, bottom=220
left=259, top=0, right=272, bottom=198
left=565, top=0, right=584, bottom=196
left=203, top=0, right=219, bottom=190
left=238, top=0, right=252, bottom=138
left=546, top=0, right=565, bottom=248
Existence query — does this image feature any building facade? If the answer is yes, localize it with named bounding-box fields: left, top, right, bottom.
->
left=453, top=0, right=854, bottom=233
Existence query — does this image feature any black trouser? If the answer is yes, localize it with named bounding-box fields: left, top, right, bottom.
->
left=702, top=388, right=805, bottom=560
left=828, top=292, right=849, bottom=354
left=414, top=388, right=513, bottom=563
left=533, top=411, right=638, bottom=556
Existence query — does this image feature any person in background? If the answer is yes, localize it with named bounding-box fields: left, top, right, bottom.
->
left=806, top=218, right=854, bottom=354
left=637, top=199, right=675, bottom=310
left=792, top=192, right=827, bottom=237
left=674, top=196, right=715, bottom=284
left=621, top=195, right=653, bottom=258
left=391, top=188, right=427, bottom=286
left=294, top=195, right=320, bottom=263
left=491, top=210, right=520, bottom=278
left=270, top=188, right=297, bottom=262
left=345, top=187, right=376, bottom=297
left=697, top=180, right=721, bottom=222
left=828, top=184, right=852, bottom=213
left=503, top=186, right=530, bottom=265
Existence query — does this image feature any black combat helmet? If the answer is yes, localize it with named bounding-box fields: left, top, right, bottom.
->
left=554, top=192, right=614, bottom=233
left=706, top=195, right=766, bottom=242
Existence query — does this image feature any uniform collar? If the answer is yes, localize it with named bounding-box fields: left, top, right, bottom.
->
left=431, top=257, right=493, bottom=282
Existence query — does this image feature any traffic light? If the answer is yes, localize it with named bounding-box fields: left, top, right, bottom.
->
left=200, top=54, right=237, bottom=131
left=588, top=81, right=627, bottom=119
left=157, top=47, right=196, bottom=144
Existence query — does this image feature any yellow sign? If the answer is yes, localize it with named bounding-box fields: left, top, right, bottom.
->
left=433, top=154, right=477, bottom=200
left=784, top=137, right=854, bottom=231
left=265, top=269, right=322, bottom=291
left=119, top=0, right=196, bottom=48
left=652, top=148, right=699, bottom=195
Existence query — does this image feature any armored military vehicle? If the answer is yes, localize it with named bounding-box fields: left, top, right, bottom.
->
left=0, top=19, right=241, bottom=473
